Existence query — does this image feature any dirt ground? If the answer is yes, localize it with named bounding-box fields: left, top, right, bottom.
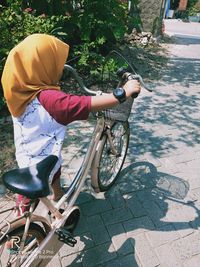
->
left=0, top=116, right=16, bottom=177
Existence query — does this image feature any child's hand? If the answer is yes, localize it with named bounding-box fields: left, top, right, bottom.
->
left=123, top=79, right=141, bottom=98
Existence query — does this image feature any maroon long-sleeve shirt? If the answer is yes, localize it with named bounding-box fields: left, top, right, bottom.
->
left=38, top=89, right=92, bottom=125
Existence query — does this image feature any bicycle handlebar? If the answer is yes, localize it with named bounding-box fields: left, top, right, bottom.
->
left=64, top=64, right=153, bottom=97
left=116, top=67, right=153, bottom=92
left=64, top=64, right=98, bottom=96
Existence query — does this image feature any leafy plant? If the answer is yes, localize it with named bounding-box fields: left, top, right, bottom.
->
left=0, top=0, right=140, bottom=111
left=187, top=0, right=200, bottom=16
left=0, top=1, right=69, bottom=111
left=177, top=0, right=200, bottom=18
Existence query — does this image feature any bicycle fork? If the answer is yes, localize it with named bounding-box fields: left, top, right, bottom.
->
left=105, top=126, right=120, bottom=156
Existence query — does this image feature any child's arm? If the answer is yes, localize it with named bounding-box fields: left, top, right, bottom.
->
left=91, top=79, right=140, bottom=111
left=38, top=79, right=140, bottom=125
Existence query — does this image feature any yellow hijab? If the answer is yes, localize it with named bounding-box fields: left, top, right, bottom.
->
left=1, top=34, right=69, bottom=117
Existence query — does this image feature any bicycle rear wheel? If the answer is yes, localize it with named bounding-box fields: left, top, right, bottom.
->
left=92, top=121, right=129, bottom=192
left=0, top=223, right=46, bottom=267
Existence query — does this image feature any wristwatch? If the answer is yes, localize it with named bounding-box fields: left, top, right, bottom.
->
left=113, top=87, right=126, bottom=103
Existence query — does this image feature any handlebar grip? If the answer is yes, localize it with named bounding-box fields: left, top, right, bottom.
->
left=124, top=73, right=153, bottom=92
left=131, top=92, right=139, bottom=99
left=116, top=67, right=153, bottom=93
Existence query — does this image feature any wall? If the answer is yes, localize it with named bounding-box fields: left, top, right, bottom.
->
left=137, top=0, right=164, bottom=35
left=178, top=0, right=188, bottom=11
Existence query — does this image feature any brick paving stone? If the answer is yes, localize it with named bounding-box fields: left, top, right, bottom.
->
left=73, top=214, right=90, bottom=235
left=142, top=152, right=162, bottom=167
left=61, top=252, right=83, bottom=267
left=171, top=231, right=200, bottom=263
left=80, top=198, right=112, bottom=217
left=90, top=225, right=110, bottom=246
left=46, top=254, right=62, bottom=267
left=123, top=216, right=155, bottom=237
left=123, top=193, right=147, bottom=218
left=117, top=164, right=157, bottom=192
left=183, top=254, right=200, bottom=267
left=190, top=187, right=200, bottom=197
left=188, top=215, right=200, bottom=231
left=156, top=166, right=180, bottom=176
left=157, top=157, right=183, bottom=174
left=163, top=151, right=197, bottom=164
left=137, top=199, right=166, bottom=228
left=76, top=191, right=95, bottom=205
left=81, top=242, right=117, bottom=267
left=163, top=204, right=197, bottom=225
left=146, top=224, right=179, bottom=247
left=86, top=214, right=105, bottom=229
left=101, top=207, right=133, bottom=226
left=105, top=186, right=125, bottom=209
left=154, top=196, right=170, bottom=212
left=155, top=243, right=181, bottom=267
left=106, top=223, right=134, bottom=256
left=116, top=178, right=144, bottom=194
left=134, top=233, right=160, bottom=267
left=175, top=169, right=200, bottom=191
left=174, top=222, right=194, bottom=238
left=103, top=254, right=138, bottom=267
left=136, top=188, right=158, bottom=203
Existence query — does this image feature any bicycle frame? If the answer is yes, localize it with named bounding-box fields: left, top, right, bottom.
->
left=20, top=114, right=108, bottom=266
left=0, top=64, right=106, bottom=266
left=0, top=116, right=106, bottom=267
left=0, top=63, right=132, bottom=266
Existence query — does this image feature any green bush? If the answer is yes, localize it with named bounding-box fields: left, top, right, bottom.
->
left=0, top=1, right=69, bottom=67
left=0, top=1, right=69, bottom=111
left=187, top=0, right=200, bottom=16
left=0, top=0, right=139, bottom=111
left=64, top=0, right=131, bottom=79
left=175, top=0, right=200, bottom=18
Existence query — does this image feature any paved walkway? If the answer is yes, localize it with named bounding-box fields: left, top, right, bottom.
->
left=164, top=19, right=200, bottom=39
left=45, top=34, right=200, bottom=267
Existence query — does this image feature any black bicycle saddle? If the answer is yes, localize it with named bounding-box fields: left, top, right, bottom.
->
left=2, top=155, right=58, bottom=199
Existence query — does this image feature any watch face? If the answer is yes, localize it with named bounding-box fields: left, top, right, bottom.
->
left=113, top=88, right=126, bottom=103
left=115, top=88, right=124, bottom=97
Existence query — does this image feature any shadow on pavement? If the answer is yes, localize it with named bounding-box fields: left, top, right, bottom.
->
left=164, top=36, right=200, bottom=45
left=60, top=161, right=199, bottom=266
left=128, top=84, right=200, bottom=158
left=161, top=57, right=200, bottom=86
left=57, top=35, right=200, bottom=266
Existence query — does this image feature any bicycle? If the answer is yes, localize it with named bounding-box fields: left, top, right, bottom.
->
left=0, top=51, right=152, bottom=267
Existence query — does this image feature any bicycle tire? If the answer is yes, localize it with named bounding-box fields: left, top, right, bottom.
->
left=0, top=223, right=46, bottom=267
left=92, top=121, right=130, bottom=192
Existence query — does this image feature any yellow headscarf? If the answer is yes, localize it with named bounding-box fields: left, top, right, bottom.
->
left=1, top=34, right=69, bottom=117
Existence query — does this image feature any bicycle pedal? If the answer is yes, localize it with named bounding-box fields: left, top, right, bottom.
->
left=55, top=227, right=77, bottom=247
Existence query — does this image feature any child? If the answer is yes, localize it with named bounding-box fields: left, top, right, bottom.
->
left=1, top=34, right=140, bottom=213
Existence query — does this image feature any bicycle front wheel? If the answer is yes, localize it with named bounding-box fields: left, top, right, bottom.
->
left=92, top=121, right=130, bottom=192
left=0, top=223, right=46, bottom=267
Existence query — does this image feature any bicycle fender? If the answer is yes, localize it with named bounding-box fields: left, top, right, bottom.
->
left=0, top=214, right=51, bottom=245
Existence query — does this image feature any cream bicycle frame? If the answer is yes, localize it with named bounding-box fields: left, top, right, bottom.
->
left=20, top=115, right=107, bottom=267
left=20, top=65, right=108, bottom=267
left=1, top=62, right=135, bottom=266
